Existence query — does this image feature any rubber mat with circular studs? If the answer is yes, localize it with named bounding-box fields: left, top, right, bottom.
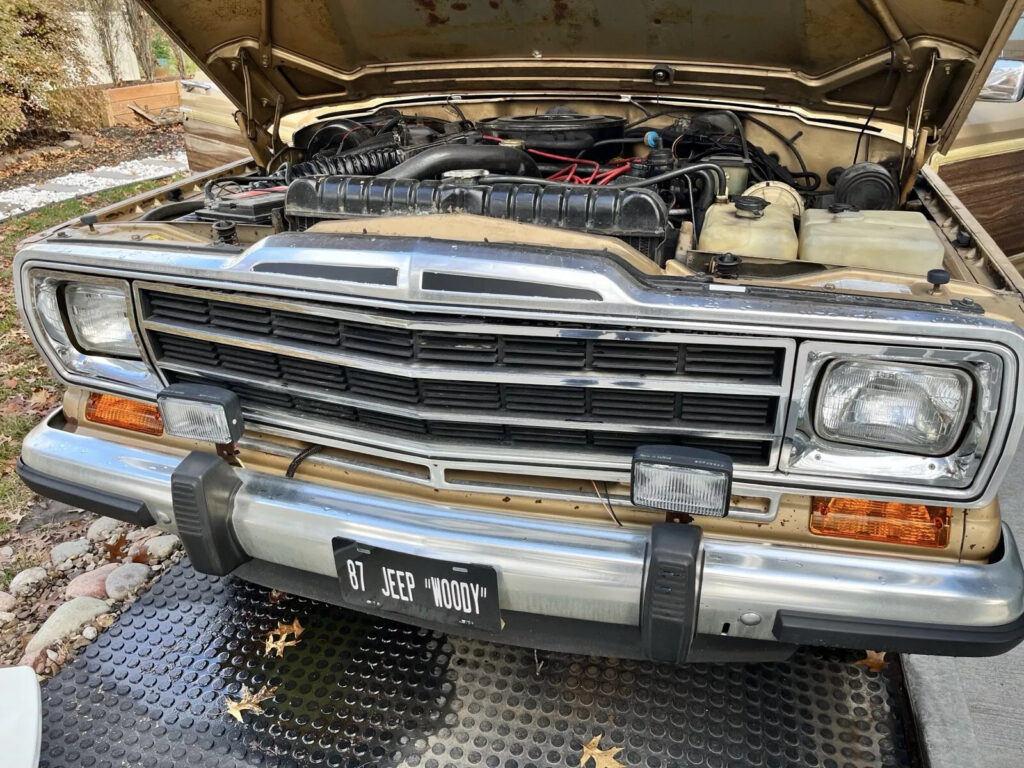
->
left=39, top=558, right=920, bottom=768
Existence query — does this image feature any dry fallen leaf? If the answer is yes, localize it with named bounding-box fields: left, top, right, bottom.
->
left=856, top=650, right=888, bottom=672
left=223, top=683, right=277, bottom=723
left=264, top=634, right=301, bottom=658
left=104, top=533, right=129, bottom=562
left=280, top=618, right=304, bottom=639
left=579, top=734, right=625, bottom=768
left=267, top=589, right=285, bottom=604
left=94, top=614, right=115, bottom=629
left=129, top=544, right=151, bottom=565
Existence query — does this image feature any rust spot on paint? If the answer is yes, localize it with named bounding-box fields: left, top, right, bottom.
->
left=452, top=1, right=469, bottom=8
left=551, top=0, right=568, bottom=23
left=489, top=0, right=501, bottom=7
left=414, top=0, right=450, bottom=25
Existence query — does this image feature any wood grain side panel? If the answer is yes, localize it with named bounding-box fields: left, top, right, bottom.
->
left=939, top=150, right=1024, bottom=257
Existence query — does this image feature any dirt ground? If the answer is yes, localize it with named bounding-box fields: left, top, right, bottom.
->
left=0, top=125, right=184, bottom=193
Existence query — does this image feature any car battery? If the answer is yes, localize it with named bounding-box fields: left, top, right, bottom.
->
left=195, top=186, right=288, bottom=225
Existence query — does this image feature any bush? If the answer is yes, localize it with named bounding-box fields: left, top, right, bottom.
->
left=0, top=0, right=98, bottom=147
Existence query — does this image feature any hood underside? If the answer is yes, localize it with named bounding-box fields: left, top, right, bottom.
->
left=145, top=0, right=1023, bottom=151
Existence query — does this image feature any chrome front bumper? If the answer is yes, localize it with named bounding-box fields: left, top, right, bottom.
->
left=19, top=413, right=1024, bottom=657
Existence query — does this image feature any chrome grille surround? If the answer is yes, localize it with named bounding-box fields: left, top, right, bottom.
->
left=14, top=230, right=1024, bottom=509
left=135, top=282, right=793, bottom=473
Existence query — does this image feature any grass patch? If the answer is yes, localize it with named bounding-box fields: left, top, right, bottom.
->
left=0, top=551, right=44, bottom=590
left=0, top=175, right=185, bottom=529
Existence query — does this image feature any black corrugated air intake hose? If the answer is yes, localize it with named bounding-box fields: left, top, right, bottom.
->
left=377, top=144, right=540, bottom=179
left=279, top=146, right=407, bottom=182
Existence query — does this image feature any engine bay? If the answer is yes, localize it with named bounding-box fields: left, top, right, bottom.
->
left=156, top=103, right=958, bottom=282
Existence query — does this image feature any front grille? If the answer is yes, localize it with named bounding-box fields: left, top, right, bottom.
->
left=140, top=286, right=791, bottom=469
left=145, top=291, right=783, bottom=380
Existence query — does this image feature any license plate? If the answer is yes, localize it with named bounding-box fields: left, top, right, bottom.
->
left=333, top=538, right=501, bottom=632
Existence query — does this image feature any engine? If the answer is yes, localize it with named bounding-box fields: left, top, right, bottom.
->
left=191, top=105, right=936, bottom=272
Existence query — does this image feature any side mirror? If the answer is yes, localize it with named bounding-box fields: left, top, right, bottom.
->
left=978, top=59, right=1024, bottom=102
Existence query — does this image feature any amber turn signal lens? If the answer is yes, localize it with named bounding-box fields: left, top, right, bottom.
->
left=810, top=497, right=951, bottom=548
left=85, top=393, right=163, bottom=435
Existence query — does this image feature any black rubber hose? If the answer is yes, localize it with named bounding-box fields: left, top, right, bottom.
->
left=280, top=146, right=406, bottom=182
left=378, top=144, right=540, bottom=180
left=138, top=199, right=205, bottom=221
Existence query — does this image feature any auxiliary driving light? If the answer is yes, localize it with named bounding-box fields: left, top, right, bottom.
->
left=157, top=383, right=244, bottom=443
left=631, top=446, right=733, bottom=517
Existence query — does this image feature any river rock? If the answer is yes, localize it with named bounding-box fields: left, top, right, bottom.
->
left=65, top=563, right=120, bottom=599
left=86, top=517, right=122, bottom=542
left=50, top=538, right=90, bottom=565
left=9, top=567, right=48, bottom=596
left=105, top=562, right=150, bottom=600
left=25, top=596, right=108, bottom=654
left=144, top=534, right=181, bottom=561
left=0, top=591, right=15, bottom=612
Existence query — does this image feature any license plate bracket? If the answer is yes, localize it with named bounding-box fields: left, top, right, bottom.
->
left=333, top=538, right=501, bottom=632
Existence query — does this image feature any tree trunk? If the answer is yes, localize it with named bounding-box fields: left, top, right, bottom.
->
left=120, top=1, right=154, bottom=81
left=171, top=43, right=189, bottom=79
left=85, top=0, right=121, bottom=84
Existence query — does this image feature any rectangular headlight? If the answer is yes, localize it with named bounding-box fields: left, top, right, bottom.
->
left=631, top=446, right=733, bottom=517
left=26, top=272, right=161, bottom=394
left=64, top=283, right=138, bottom=357
left=816, top=361, right=970, bottom=454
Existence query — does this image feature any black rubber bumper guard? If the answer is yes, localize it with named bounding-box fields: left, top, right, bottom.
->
left=18, top=449, right=1024, bottom=659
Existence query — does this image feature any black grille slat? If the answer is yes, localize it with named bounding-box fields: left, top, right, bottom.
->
left=502, top=338, right=587, bottom=368
left=418, top=332, right=499, bottom=364
left=148, top=294, right=211, bottom=324
left=208, top=302, right=273, bottom=333
left=272, top=312, right=342, bottom=345
left=341, top=324, right=415, bottom=358
left=592, top=342, right=680, bottom=373
left=591, top=391, right=676, bottom=421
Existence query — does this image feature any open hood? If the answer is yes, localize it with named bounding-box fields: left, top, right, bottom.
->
left=144, top=0, right=1023, bottom=154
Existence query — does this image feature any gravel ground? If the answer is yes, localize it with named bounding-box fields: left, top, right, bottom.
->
left=0, top=125, right=184, bottom=193
left=0, top=151, right=188, bottom=220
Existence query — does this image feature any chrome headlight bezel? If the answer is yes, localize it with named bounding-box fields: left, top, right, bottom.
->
left=21, top=269, right=161, bottom=395
left=783, top=341, right=1004, bottom=492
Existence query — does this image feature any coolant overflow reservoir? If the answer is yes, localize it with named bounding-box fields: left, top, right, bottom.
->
left=697, top=196, right=799, bottom=261
left=798, top=206, right=945, bottom=275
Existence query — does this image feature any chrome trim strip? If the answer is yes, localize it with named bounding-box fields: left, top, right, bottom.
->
left=20, top=416, right=1023, bottom=633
